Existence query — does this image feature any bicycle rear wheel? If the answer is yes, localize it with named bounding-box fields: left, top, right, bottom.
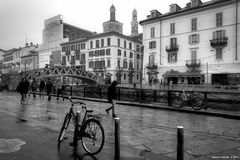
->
left=172, top=96, right=183, bottom=108
left=191, top=98, right=204, bottom=110
left=81, top=118, right=105, bottom=155
left=58, top=113, right=71, bottom=143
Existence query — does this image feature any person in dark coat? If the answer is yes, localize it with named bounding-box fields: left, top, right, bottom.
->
left=39, top=79, right=45, bottom=97
left=17, top=78, right=26, bottom=103
left=23, top=79, right=30, bottom=98
left=46, top=79, right=53, bottom=101
left=105, top=81, right=118, bottom=117
left=31, top=78, right=38, bottom=97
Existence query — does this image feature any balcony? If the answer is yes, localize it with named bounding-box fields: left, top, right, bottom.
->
left=186, top=59, right=201, bottom=68
left=116, top=67, right=124, bottom=71
left=146, top=64, right=158, bottom=70
left=165, top=45, right=179, bottom=52
left=210, top=38, right=228, bottom=47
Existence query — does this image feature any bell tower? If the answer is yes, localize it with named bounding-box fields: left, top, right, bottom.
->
left=131, top=9, right=138, bottom=36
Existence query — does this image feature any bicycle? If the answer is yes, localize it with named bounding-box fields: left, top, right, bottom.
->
left=172, top=90, right=207, bottom=110
left=58, top=97, right=105, bottom=155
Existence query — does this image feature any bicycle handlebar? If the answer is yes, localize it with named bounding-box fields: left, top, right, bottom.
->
left=68, top=97, right=87, bottom=109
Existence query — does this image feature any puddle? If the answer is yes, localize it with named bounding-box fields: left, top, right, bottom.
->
left=0, top=138, right=26, bottom=153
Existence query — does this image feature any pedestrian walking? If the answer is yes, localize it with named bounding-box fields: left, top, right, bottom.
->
left=46, top=79, right=53, bottom=101
left=31, top=78, right=38, bottom=97
left=61, top=84, right=66, bottom=101
left=16, top=78, right=26, bottom=103
left=27, top=78, right=31, bottom=97
left=39, top=79, right=45, bottom=97
left=105, top=80, right=118, bottom=117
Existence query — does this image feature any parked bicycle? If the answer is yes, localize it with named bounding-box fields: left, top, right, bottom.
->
left=172, top=90, right=207, bottom=110
left=58, top=97, right=105, bottom=155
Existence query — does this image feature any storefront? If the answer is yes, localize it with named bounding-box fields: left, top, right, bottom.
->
left=163, top=69, right=204, bottom=85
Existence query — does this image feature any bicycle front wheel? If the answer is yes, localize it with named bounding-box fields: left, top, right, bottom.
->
left=58, top=113, right=71, bottom=143
left=81, top=119, right=105, bottom=155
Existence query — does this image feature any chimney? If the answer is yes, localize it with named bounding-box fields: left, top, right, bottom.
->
left=170, top=4, right=181, bottom=13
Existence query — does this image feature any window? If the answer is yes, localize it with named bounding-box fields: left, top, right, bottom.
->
left=81, top=43, right=85, bottom=50
left=168, top=52, right=177, bottom=63
left=124, top=51, right=126, bottom=57
left=100, top=60, right=105, bottom=68
left=149, top=41, right=156, bottom=49
left=149, top=55, right=155, bottom=66
left=137, top=74, right=139, bottom=80
left=123, top=60, right=128, bottom=68
left=100, top=49, right=105, bottom=56
left=101, top=39, right=104, bottom=47
left=62, top=46, right=66, bottom=52
left=216, top=48, right=222, bottom=59
left=170, top=38, right=177, bottom=47
left=76, top=53, right=80, bottom=60
left=96, top=40, right=100, bottom=48
left=170, top=23, right=175, bottom=35
left=213, top=30, right=226, bottom=39
left=71, top=45, right=76, bottom=51
left=150, top=27, right=155, bottom=38
left=107, top=59, right=111, bottom=67
left=117, top=59, right=120, bottom=67
left=107, top=38, right=111, bottom=46
left=124, top=41, right=126, bottom=48
left=76, top=44, right=80, bottom=51
left=129, top=61, right=133, bottom=68
left=118, top=39, right=120, bottom=47
left=89, top=51, right=94, bottom=57
left=136, top=45, right=140, bottom=52
left=136, top=54, right=140, bottom=60
left=118, top=49, right=121, bottom=56
left=90, top=41, right=93, bottom=49
left=189, top=34, right=200, bottom=44
left=191, top=50, right=197, bottom=61
left=106, top=49, right=110, bottom=55
left=137, top=62, right=139, bottom=70
left=191, top=18, right=197, bottom=31
left=129, top=42, right=132, bottom=49
left=67, top=55, right=70, bottom=61
left=130, top=52, right=133, bottom=58
left=216, top=12, right=223, bottom=27
left=81, top=54, right=85, bottom=61
left=124, top=74, right=126, bottom=80
left=95, top=50, right=100, bottom=57
left=62, top=56, right=66, bottom=65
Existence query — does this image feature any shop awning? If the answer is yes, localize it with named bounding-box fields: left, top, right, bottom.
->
left=163, top=69, right=203, bottom=77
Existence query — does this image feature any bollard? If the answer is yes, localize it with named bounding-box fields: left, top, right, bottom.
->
left=177, top=126, right=184, bottom=160
left=73, top=111, right=81, bottom=147
left=168, top=90, right=172, bottom=106
left=115, top=117, right=120, bottom=160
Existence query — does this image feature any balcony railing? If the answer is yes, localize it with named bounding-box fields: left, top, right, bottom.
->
left=70, top=61, right=75, bottom=65
left=116, top=67, right=124, bottom=70
left=210, top=37, right=228, bottom=47
left=80, top=60, right=86, bottom=64
left=146, top=64, right=158, bottom=70
left=65, top=51, right=70, bottom=55
left=165, top=45, right=179, bottom=52
left=186, top=59, right=201, bottom=68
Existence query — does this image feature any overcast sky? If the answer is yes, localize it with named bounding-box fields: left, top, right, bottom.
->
left=0, top=0, right=208, bottom=50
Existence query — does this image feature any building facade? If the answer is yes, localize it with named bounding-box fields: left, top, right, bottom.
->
left=140, top=0, right=240, bottom=85
left=61, top=6, right=142, bottom=84
left=39, top=15, right=96, bottom=68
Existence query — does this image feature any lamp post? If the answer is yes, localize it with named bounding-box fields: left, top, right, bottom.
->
left=140, top=46, right=144, bottom=89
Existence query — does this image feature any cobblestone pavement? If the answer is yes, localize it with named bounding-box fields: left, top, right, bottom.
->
left=0, top=91, right=240, bottom=160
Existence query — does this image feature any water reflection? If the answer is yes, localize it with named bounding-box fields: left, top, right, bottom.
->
left=17, top=103, right=27, bottom=123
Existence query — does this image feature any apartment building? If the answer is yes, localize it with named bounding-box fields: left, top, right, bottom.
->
left=61, top=5, right=142, bottom=84
left=140, top=0, right=240, bottom=85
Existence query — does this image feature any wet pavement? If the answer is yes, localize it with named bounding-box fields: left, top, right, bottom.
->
left=0, top=91, right=240, bottom=160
